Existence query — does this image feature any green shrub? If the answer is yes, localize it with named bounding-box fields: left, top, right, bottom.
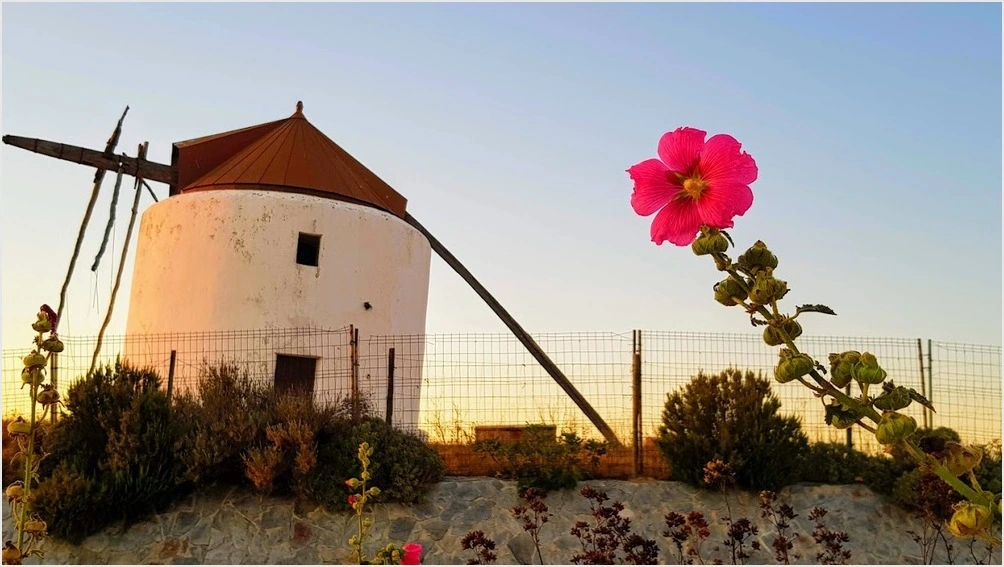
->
left=799, top=442, right=907, bottom=495
left=34, top=361, right=183, bottom=542
left=172, top=364, right=277, bottom=485
left=891, top=468, right=960, bottom=522
left=305, top=418, right=444, bottom=510
left=657, top=368, right=809, bottom=491
left=473, top=429, right=606, bottom=493
left=30, top=463, right=103, bottom=545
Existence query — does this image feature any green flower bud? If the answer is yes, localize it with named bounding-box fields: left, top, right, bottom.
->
left=748, top=269, right=788, bottom=305
left=737, top=240, right=778, bottom=276
left=22, top=351, right=46, bottom=369
left=37, top=385, right=60, bottom=406
left=713, top=277, right=748, bottom=307
left=828, top=351, right=861, bottom=389
left=31, top=313, right=51, bottom=334
left=872, top=386, right=911, bottom=411
left=21, top=367, right=44, bottom=388
left=947, top=502, right=992, bottom=538
left=41, top=336, right=64, bottom=353
left=942, top=442, right=983, bottom=477
left=875, top=412, right=917, bottom=445
left=774, top=348, right=814, bottom=384
left=851, top=352, right=887, bottom=385
left=7, top=417, right=31, bottom=437
left=368, top=486, right=381, bottom=497
left=691, top=229, right=729, bottom=256
left=763, top=319, right=803, bottom=347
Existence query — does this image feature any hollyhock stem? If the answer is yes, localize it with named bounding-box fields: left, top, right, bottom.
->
left=716, top=255, right=880, bottom=422
left=899, top=440, right=992, bottom=509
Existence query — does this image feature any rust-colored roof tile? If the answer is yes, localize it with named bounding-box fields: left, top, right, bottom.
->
left=177, top=102, right=407, bottom=217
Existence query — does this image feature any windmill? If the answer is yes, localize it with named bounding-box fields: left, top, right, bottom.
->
left=3, top=102, right=622, bottom=446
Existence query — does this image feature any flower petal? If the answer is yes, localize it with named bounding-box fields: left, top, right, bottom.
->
left=699, top=182, right=754, bottom=227
left=699, top=134, right=758, bottom=185
left=628, top=159, right=679, bottom=216
left=650, top=196, right=703, bottom=246
left=658, top=127, right=706, bottom=174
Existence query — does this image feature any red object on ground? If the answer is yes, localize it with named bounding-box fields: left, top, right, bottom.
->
left=402, top=542, right=422, bottom=565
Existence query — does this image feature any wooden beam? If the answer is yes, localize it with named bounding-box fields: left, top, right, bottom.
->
left=2, top=134, right=175, bottom=186
left=404, top=213, right=623, bottom=447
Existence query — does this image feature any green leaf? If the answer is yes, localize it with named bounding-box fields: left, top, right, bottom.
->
left=907, top=389, right=936, bottom=413
left=795, top=304, right=837, bottom=316
left=750, top=316, right=770, bottom=327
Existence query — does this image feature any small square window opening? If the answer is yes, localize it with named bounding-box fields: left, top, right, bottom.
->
left=297, top=233, right=321, bottom=266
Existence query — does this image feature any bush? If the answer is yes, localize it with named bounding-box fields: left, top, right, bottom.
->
left=34, top=361, right=183, bottom=542
left=657, top=368, right=809, bottom=491
left=473, top=429, right=607, bottom=493
left=799, top=442, right=907, bottom=495
left=304, top=418, right=444, bottom=510
left=171, top=364, right=278, bottom=485
left=30, top=463, right=103, bottom=544
left=174, top=364, right=441, bottom=510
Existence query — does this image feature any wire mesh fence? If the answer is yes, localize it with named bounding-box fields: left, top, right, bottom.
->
left=3, top=328, right=1000, bottom=467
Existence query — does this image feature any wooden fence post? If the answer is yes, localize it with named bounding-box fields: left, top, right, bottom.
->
left=350, top=325, right=360, bottom=421
left=386, top=348, right=396, bottom=427
left=632, top=330, right=643, bottom=477
left=167, top=350, right=176, bottom=406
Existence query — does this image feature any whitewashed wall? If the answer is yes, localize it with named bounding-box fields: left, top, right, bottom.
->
left=123, top=190, right=431, bottom=429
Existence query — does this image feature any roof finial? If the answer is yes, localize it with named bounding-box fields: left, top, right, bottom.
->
left=295, top=101, right=304, bottom=116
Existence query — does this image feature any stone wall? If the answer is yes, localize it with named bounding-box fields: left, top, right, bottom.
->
left=3, top=478, right=998, bottom=565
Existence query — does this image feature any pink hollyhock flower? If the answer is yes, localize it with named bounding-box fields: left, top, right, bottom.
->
left=628, top=127, right=758, bottom=246
left=348, top=495, right=358, bottom=506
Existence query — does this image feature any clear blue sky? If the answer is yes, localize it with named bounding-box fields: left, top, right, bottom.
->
left=2, top=3, right=1001, bottom=350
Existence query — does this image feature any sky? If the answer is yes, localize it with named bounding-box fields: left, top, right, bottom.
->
left=2, top=3, right=1001, bottom=354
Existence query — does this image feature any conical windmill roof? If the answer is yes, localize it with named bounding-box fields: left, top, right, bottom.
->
left=173, top=102, right=407, bottom=217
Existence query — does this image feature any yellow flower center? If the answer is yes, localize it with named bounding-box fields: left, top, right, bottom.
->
left=682, top=177, right=707, bottom=200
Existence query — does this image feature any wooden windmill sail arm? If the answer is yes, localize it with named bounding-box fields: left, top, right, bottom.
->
left=404, top=213, right=623, bottom=447
left=1, top=135, right=175, bottom=186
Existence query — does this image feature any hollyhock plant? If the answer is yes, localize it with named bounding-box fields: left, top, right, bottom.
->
left=627, top=127, right=757, bottom=246
left=626, top=128, right=1001, bottom=547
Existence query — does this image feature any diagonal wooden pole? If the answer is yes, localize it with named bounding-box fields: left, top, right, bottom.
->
left=56, top=106, right=129, bottom=320
left=404, top=213, right=622, bottom=447
left=90, top=142, right=146, bottom=376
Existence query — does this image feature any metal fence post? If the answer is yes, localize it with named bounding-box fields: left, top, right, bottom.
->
left=167, top=350, right=176, bottom=406
left=386, top=347, right=395, bottom=427
left=632, top=330, right=643, bottom=477
left=917, top=338, right=928, bottom=429
left=927, top=338, right=934, bottom=428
